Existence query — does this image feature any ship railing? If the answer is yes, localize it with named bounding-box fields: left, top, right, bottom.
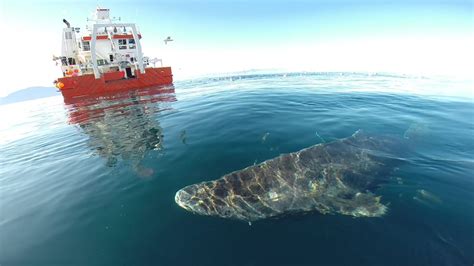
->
left=148, top=58, right=163, bottom=67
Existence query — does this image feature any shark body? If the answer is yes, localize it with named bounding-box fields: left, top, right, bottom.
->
left=175, top=130, right=403, bottom=222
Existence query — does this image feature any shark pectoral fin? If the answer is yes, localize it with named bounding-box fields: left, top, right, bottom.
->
left=336, top=192, right=388, bottom=217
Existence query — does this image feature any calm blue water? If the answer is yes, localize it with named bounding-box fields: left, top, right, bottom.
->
left=0, top=73, right=473, bottom=265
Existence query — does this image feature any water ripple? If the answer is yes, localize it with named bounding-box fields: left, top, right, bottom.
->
left=0, top=73, right=472, bottom=265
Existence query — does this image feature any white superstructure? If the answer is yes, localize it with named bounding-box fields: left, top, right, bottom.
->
left=54, top=7, right=161, bottom=80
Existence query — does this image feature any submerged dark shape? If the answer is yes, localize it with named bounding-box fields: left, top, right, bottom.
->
left=175, top=130, right=404, bottom=222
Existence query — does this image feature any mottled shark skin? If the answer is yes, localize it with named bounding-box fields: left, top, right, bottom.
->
left=175, top=130, right=402, bottom=222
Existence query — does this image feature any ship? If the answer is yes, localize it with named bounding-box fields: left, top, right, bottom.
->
left=53, top=7, right=173, bottom=98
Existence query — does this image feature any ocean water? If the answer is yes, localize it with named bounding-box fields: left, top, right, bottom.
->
left=0, top=73, right=473, bottom=266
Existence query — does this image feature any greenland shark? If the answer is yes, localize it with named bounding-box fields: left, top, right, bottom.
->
left=175, top=130, right=404, bottom=222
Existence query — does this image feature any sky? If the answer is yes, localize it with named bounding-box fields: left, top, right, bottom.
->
left=0, top=0, right=473, bottom=96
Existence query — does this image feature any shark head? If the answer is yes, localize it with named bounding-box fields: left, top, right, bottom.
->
left=175, top=182, right=239, bottom=219
left=174, top=184, right=211, bottom=214
left=175, top=179, right=266, bottom=222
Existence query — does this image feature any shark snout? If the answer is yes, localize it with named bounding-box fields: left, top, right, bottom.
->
left=175, top=188, right=193, bottom=211
left=175, top=183, right=221, bottom=217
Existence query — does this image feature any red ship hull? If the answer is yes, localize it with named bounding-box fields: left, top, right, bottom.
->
left=57, top=67, right=173, bottom=98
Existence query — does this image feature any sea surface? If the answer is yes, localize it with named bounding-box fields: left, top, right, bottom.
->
left=0, top=73, right=473, bottom=266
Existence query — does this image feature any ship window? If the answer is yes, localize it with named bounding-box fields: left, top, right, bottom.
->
left=109, top=54, right=114, bottom=62
left=65, top=31, right=72, bottom=39
left=82, top=41, right=90, bottom=51
left=118, top=39, right=127, bottom=50
left=128, top=39, right=136, bottom=49
left=97, top=59, right=108, bottom=66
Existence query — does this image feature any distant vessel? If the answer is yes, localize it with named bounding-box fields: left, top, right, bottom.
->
left=53, top=7, right=173, bottom=98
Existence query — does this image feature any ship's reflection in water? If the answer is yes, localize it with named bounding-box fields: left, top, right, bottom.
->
left=63, top=86, right=176, bottom=177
